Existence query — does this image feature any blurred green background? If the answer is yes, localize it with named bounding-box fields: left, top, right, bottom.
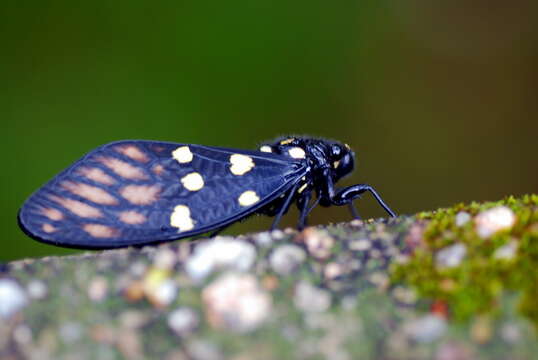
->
left=2, top=1, right=537, bottom=261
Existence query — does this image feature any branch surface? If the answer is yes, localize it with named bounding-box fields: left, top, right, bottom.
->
left=1, top=195, right=537, bottom=359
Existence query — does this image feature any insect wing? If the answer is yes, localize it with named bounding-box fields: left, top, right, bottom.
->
left=18, top=140, right=305, bottom=248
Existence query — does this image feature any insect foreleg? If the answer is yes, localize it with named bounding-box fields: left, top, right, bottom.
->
left=348, top=202, right=362, bottom=220
left=332, top=184, right=396, bottom=218
left=317, top=168, right=335, bottom=207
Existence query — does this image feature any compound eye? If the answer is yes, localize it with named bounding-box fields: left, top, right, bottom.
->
left=330, top=144, right=342, bottom=158
left=334, top=152, right=354, bottom=179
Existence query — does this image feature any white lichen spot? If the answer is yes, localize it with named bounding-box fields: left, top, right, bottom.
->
left=369, top=271, right=390, bottom=290
left=202, top=273, right=272, bottom=332
left=324, top=262, right=345, bottom=280
left=238, top=190, right=260, bottom=207
left=288, top=147, right=306, bottom=159
left=302, top=228, right=334, bottom=260
left=186, top=340, right=222, bottom=360
left=59, top=322, right=83, bottom=344
left=229, top=154, right=255, bottom=175
left=142, top=268, right=178, bottom=308
left=0, top=279, right=28, bottom=319
left=185, top=237, right=257, bottom=282
left=259, top=145, right=272, bottom=153
left=254, top=232, right=273, bottom=247
left=152, top=248, right=177, bottom=271
left=87, top=276, right=108, bottom=302
left=294, top=281, right=331, bottom=313
left=181, top=172, right=204, bottom=191
left=455, top=211, right=471, bottom=227
left=435, top=243, right=467, bottom=269
left=475, top=206, right=516, bottom=238
left=168, top=307, right=199, bottom=336
left=13, top=325, right=32, bottom=345
left=392, top=286, right=417, bottom=305
left=349, top=239, right=371, bottom=251
left=170, top=205, right=195, bottom=231
left=26, top=280, right=47, bottom=300
left=404, top=315, right=447, bottom=343
left=494, top=241, right=518, bottom=260
left=269, top=244, right=306, bottom=275
left=172, top=146, right=193, bottom=164
left=500, top=323, right=522, bottom=344
left=150, top=279, right=177, bottom=308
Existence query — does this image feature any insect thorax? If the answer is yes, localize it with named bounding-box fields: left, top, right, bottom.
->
left=258, top=136, right=356, bottom=201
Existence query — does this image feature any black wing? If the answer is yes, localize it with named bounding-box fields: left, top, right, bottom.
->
left=18, top=140, right=306, bottom=249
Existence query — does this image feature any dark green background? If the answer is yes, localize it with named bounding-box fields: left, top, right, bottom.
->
left=3, top=1, right=537, bottom=261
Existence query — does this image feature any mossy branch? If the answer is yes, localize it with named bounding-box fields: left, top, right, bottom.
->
left=1, top=195, right=537, bottom=359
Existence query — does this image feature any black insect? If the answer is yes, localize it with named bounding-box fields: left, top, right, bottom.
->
left=18, top=137, right=396, bottom=249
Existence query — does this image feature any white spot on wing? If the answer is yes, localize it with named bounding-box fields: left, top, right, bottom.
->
left=120, top=185, right=161, bottom=205
left=49, top=196, right=103, bottom=218
left=83, top=224, right=119, bottom=238
left=288, top=147, right=306, bottom=159
left=119, top=210, right=147, bottom=225
left=42, top=223, right=57, bottom=233
left=114, top=144, right=149, bottom=163
left=152, top=164, right=164, bottom=175
left=96, top=157, right=148, bottom=180
left=230, top=154, right=255, bottom=176
left=77, top=167, right=116, bottom=185
left=181, top=172, right=204, bottom=191
left=40, top=207, right=64, bottom=221
left=170, top=205, right=195, bottom=231
left=61, top=181, right=118, bottom=205
left=172, top=146, right=193, bottom=164
left=238, top=190, right=260, bottom=207
left=259, top=145, right=272, bottom=153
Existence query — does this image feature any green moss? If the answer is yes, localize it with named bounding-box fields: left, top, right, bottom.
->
left=391, top=194, right=538, bottom=330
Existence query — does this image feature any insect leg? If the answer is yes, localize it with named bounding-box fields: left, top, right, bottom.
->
left=297, top=191, right=312, bottom=230
left=270, top=182, right=300, bottom=231
left=307, top=196, right=320, bottom=215
left=335, top=185, right=361, bottom=220
left=317, top=168, right=335, bottom=207
left=348, top=202, right=362, bottom=220
left=332, top=184, right=396, bottom=218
